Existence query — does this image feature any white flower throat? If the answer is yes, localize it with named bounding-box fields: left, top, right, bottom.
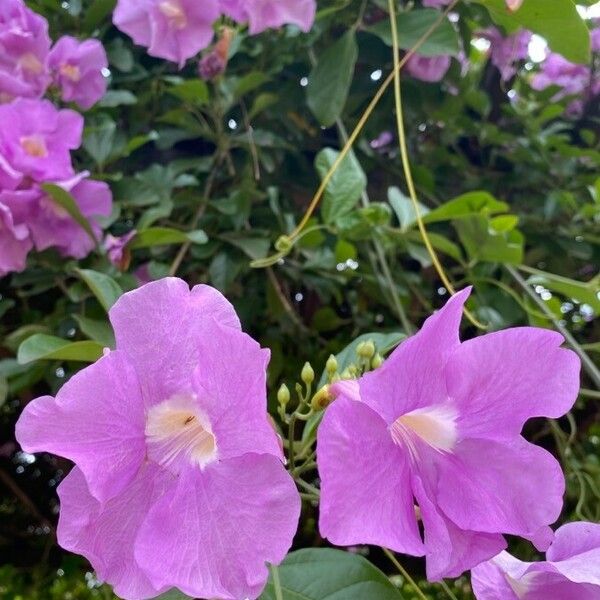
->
left=145, top=395, right=217, bottom=472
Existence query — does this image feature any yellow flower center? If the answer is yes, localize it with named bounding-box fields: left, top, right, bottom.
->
left=20, top=135, right=48, bottom=158
left=19, top=52, right=44, bottom=74
left=60, top=63, right=81, bottom=82
left=158, top=0, right=188, bottom=29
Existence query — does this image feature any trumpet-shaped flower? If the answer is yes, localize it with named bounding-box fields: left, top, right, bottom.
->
left=317, top=288, right=580, bottom=581
left=405, top=53, right=451, bottom=82
left=471, top=521, right=600, bottom=599
left=0, top=98, right=82, bottom=189
left=113, top=0, right=220, bottom=67
left=0, top=0, right=51, bottom=101
left=16, top=278, right=300, bottom=600
left=48, top=36, right=108, bottom=109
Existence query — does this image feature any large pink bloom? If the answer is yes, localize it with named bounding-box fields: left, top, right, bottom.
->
left=48, top=36, right=108, bottom=110
left=0, top=191, right=33, bottom=276
left=113, top=0, right=220, bottom=67
left=471, top=522, right=600, bottom=599
left=317, top=288, right=580, bottom=581
left=16, top=278, right=300, bottom=600
left=221, top=0, right=316, bottom=35
left=0, top=0, right=51, bottom=102
left=0, top=98, right=82, bottom=190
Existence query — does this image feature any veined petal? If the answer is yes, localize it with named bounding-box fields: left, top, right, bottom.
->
left=16, top=351, right=146, bottom=503
left=317, top=398, right=424, bottom=556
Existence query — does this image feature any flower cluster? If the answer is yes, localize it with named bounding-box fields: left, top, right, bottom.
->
left=16, top=278, right=300, bottom=600
left=0, top=0, right=111, bottom=277
left=113, top=0, right=317, bottom=67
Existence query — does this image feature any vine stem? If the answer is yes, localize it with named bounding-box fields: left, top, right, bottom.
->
left=386, top=0, right=485, bottom=330
left=382, top=548, right=428, bottom=600
left=287, top=3, right=458, bottom=242
left=505, top=264, right=600, bottom=389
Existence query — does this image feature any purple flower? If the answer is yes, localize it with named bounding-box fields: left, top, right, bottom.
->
left=0, top=191, right=32, bottom=276
left=0, top=98, right=82, bottom=190
left=113, top=0, right=220, bottom=67
left=317, top=288, right=580, bottom=581
left=221, top=0, right=316, bottom=35
left=405, top=53, right=451, bottom=82
left=48, top=36, right=108, bottom=110
left=531, top=53, right=591, bottom=99
left=0, top=0, right=51, bottom=102
left=104, top=230, right=136, bottom=269
left=482, top=27, right=531, bottom=81
left=16, top=278, right=300, bottom=600
left=471, top=522, right=600, bottom=598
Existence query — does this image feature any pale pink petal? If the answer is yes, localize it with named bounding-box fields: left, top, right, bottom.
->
left=192, top=322, right=281, bottom=460
left=135, top=454, right=300, bottom=600
left=435, top=437, right=564, bottom=545
left=16, top=351, right=145, bottom=503
left=317, top=398, right=424, bottom=556
left=109, top=278, right=240, bottom=406
left=471, top=551, right=526, bottom=600
left=57, top=465, right=173, bottom=600
left=359, top=288, right=470, bottom=423
left=447, top=328, right=580, bottom=439
left=412, top=473, right=506, bottom=581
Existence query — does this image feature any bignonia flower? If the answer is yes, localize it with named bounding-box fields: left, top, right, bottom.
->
left=317, top=288, right=580, bottom=581
left=471, top=522, right=600, bottom=598
left=0, top=191, right=33, bottom=276
left=16, top=278, right=300, bottom=600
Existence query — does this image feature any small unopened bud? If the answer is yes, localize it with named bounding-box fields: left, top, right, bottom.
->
left=311, top=385, right=332, bottom=411
left=340, top=367, right=353, bottom=380
left=301, top=362, right=315, bottom=385
left=326, top=354, right=338, bottom=375
left=277, top=383, right=290, bottom=407
left=347, top=365, right=358, bottom=378
left=371, top=352, right=384, bottom=369
left=358, top=340, right=375, bottom=359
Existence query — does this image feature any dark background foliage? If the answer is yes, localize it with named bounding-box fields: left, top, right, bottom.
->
left=1, top=0, right=599, bottom=597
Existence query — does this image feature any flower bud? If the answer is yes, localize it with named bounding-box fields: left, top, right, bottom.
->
left=340, top=367, right=353, bottom=380
left=358, top=339, right=375, bottom=359
left=277, top=383, right=290, bottom=407
left=326, top=354, right=338, bottom=375
left=371, top=353, right=384, bottom=369
left=311, top=385, right=332, bottom=411
left=301, top=362, right=315, bottom=385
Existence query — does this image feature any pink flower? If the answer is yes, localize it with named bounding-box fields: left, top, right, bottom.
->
left=317, top=288, right=580, bottom=581
left=532, top=53, right=592, bottom=98
left=0, top=98, right=82, bottom=190
left=482, top=27, right=531, bottom=81
left=113, top=0, right=220, bottom=67
left=0, top=191, right=32, bottom=276
left=0, top=0, right=51, bottom=102
left=104, top=230, right=136, bottom=269
left=405, top=53, right=451, bottom=82
left=471, top=522, right=600, bottom=598
left=16, top=278, right=300, bottom=600
left=48, top=36, right=108, bottom=110
left=221, top=0, right=316, bottom=35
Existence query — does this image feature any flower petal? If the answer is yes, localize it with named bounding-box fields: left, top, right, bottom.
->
left=16, top=350, right=145, bottom=503
left=435, top=437, right=564, bottom=543
left=412, top=473, right=506, bottom=581
left=359, top=288, right=470, bottom=424
left=446, top=327, right=580, bottom=439
left=109, top=277, right=240, bottom=406
left=317, top=398, right=424, bottom=556
left=470, top=552, right=527, bottom=600
left=135, top=454, right=300, bottom=600
left=57, top=465, right=173, bottom=600
left=192, top=321, right=282, bottom=460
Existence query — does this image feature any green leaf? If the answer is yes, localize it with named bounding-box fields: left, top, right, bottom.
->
left=526, top=271, right=600, bottom=312
left=307, top=31, right=358, bottom=126
left=76, top=269, right=123, bottom=312
left=168, top=79, right=209, bottom=105
left=260, top=548, right=405, bottom=600
left=388, top=186, right=430, bottom=231
left=17, top=334, right=104, bottom=365
left=423, top=191, right=509, bottom=224
left=221, top=235, right=271, bottom=260
left=368, top=9, right=460, bottom=57
left=82, top=0, right=117, bottom=32
left=0, top=376, right=7, bottom=407
left=475, top=0, right=590, bottom=64
left=129, top=227, right=187, bottom=249
left=41, top=184, right=98, bottom=244
left=98, top=90, right=137, bottom=107
left=151, top=590, right=191, bottom=600
left=72, top=315, right=115, bottom=348
left=315, top=148, right=367, bottom=225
